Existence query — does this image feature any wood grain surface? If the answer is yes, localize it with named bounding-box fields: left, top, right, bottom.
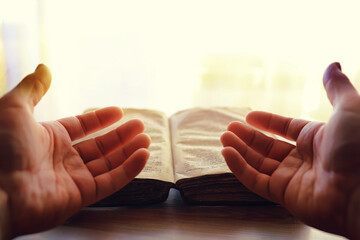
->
left=16, top=189, right=346, bottom=240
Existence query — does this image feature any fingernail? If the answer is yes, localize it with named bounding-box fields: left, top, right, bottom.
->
left=335, top=62, right=342, bottom=71
left=35, top=64, right=44, bottom=72
left=35, top=64, right=41, bottom=72
left=323, top=62, right=344, bottom=86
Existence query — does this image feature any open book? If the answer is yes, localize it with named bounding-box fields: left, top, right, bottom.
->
left=78, top=107, right=271, bottom=206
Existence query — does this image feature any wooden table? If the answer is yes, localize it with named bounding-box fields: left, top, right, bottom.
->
left=17, top=189, right=346, bottom=240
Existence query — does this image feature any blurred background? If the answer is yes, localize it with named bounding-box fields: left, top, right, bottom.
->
left=1, top=0, right=360, bottom=121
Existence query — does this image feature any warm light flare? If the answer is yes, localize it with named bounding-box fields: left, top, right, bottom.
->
left=2, top=0, right=360, bottom=121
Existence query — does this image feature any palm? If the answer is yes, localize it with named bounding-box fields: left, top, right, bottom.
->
left=0, top=65, right=150, bottom=238
left=221, top=63, right=360, bottom=238
left=3, top=113, right=87, bottom=234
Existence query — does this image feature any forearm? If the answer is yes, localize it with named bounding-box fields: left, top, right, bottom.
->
left=0, top=189, right=10, bottom=240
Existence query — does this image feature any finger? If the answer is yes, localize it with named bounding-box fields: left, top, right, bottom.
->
left=73, top=119, right=145, bottom=162
left=222, top=147, right=273, bottom=202
left=221, top=131, right=280, bottom=175
left=94, top=148, right=150, bottom=202
left=227, top=121, right=295, bottom=161
left=323, top=62, right=359, bottom=108
left=11, top=64, right=51, bottom=108
left=58, top=107, right=124, bottom=141
left=268, top=153, right=304, bottom=205
left=86, top=133, right=151, bottom=177
left=246, top=111, right=309, bottom=141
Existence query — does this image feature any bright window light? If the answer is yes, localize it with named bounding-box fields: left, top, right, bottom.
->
left=2, top=0, right=360, bottom=121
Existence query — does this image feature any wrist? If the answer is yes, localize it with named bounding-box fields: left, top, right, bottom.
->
left=0, top=189, right=10, bottom=240
left=346, top=187, right=360, bottom=239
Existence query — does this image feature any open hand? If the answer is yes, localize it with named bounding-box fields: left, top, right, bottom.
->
left=0, top=65, right=150, bottom=238
left=221, top=63, right=360, bottom=239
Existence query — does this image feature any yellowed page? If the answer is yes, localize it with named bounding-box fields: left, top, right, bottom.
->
left=170, top=107, right=251, bottom=181
left=73, top=108, right=174, bottom=183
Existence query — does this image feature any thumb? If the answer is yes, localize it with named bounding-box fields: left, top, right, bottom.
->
left=323, top=62, right=359, bottom=108
left=12, top=64, right=52, bottom=108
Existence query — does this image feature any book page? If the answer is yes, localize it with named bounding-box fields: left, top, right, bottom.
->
left=170, top=107, right=251, bottom=181
left=73, top=108, right=175, bottom=183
